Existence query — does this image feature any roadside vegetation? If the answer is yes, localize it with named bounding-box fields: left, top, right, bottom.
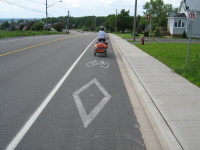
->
left=0, top=20, right=68, bottom=38
left=135, top=43, right=200, bottom=87
left=0, top=30, right=66, bottom=38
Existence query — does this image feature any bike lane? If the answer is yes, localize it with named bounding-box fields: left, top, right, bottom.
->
left=14, top=38, right=146, bottom=150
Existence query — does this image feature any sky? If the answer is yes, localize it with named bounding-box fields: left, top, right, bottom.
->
left=0, top=0, right=181, bottom=18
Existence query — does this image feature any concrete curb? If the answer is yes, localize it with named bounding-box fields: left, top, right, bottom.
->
left=109, top=33, right=183, bottom=150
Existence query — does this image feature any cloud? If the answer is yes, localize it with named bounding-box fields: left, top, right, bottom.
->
left=64, top=0, right=81, bottom=3
left=70, top=4, right=82, bottom=8
left=99, top=0, right=114, bottom=4
left=163, top=0, right=181, bottom=7
left=0, top=0, right=182, bottom=18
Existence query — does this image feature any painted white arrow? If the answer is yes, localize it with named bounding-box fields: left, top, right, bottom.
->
left=73, top=78, right=111, bottom=128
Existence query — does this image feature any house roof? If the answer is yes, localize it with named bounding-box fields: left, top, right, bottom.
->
left=167, top=13, right=186, bottom=19
left=180, top=0, right=200, bottom=11
left=174, top=13, right=186, bottom=17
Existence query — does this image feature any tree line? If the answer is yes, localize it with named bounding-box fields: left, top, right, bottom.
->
left=0, top=0, right=178, bottom=36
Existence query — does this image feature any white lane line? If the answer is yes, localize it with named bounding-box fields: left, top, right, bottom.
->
left=73, top=78, right=111, bottom=128
left=5, top=37, right=97, bottom=150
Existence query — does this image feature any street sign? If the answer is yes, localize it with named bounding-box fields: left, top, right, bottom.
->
left=188, top=12, right=197, bottom=20
left=146, top=14, right=151, bottom=20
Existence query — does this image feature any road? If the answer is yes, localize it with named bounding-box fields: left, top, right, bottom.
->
left=0, top=32, right=146, bottom=150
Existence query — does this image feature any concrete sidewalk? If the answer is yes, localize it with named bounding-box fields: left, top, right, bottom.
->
left=109, top=33, right=200, bottom=150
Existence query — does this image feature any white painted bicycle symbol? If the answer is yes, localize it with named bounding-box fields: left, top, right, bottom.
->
left=86, top=60, right=109, bottom=68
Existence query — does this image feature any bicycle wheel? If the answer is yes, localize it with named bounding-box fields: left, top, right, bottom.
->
left=104, top=51, right=107, bottom=57
left=100, top=61, right=109, bottom=68
left=94, top=50, right=96, bottom=56
left=86, top=61, right=95, bottom=67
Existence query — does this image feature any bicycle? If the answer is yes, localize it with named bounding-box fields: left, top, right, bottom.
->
left=86, top=60, right=109, bottom=68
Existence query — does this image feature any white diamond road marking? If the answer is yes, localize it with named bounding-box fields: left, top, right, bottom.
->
left=73, top=78, right=111, bottom=128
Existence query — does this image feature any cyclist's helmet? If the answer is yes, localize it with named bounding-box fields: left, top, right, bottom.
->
left=101, top=26, right=104, bottom=30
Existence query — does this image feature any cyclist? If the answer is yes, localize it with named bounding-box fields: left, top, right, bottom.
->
left=97, top=26, right=106, bottom=43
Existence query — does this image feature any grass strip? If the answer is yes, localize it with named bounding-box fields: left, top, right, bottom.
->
left=0, top=30, right=66, bottom=38
left=135, top=43, right=200, bottom=87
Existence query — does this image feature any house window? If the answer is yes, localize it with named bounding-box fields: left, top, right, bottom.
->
left=174, top=20, right=185, bottom=28
left=182, top=21, right=185, bottom=27
left=174, top=20, right=178, bottom=27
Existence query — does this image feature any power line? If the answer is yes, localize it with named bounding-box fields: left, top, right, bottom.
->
left=1, top=0, right=45, bottom=14
left=26, top=0, right=44, bottom=5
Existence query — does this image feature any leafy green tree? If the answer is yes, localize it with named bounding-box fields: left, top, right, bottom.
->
left=31, top=22, right=44, bottom=31
left=19, top=24, right=24, bottom=31
left=105, top=14, right=115, bottom=32
left=136, top=15, right=147, bottom=33
left=10, top=25, right=16, bottom=31
left=17, top=19, right=25, bottom=24
left=85, top=17, right=95, bottom=31
left=117, top=9, right=131, bottom=33
left=27, top=21, right=35, bottom=30
left=143, top=0, right=178, bottom=28
left=0, top=21, right=10, bottom=29
left=153, top=27, right=163, bottom=37
left=53, top=22, right=65, bottom=32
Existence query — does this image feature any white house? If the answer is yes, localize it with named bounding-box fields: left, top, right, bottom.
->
left=167, top=0, right=200, bottom=37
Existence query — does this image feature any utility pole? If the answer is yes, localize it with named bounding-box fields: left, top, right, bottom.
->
left=67, top=10, right=70, bottom=32
left=115, top=9, right=117, bottom=33
left=133, top=0, right=137, bottom=42
left=46, top=0, right=48, bottom=31
left=45, top=0, right=62, bottom=31
left=94, top=16, right=96, bottom=32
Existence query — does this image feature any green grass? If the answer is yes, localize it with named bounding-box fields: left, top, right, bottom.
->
left=115, top=33, right=143, bottom=39
left=0, top=30, right=67, bottom=38
left=116, top=33, right=133, bottom=39
left=135, top=43, right=200, bottom=87
left=115, top=33, right=133, bottom=39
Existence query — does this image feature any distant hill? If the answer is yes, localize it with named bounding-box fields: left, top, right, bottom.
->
left=0, top=18, right=40, bottom=23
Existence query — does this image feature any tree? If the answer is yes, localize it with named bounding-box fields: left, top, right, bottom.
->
left=117, top=9, right=131, bottom=33
left=10, top=25, right=16, bottom=31
left=143, top=0, right=178, bottom=28
left=53, top=22, right=65, bottom=32
left=17, top=19, right=25, bottom=24
left=105, top=14, right=115, bottom=32
left=0, top=21, right=9, bottom=29
left=19, top=24, right=24, bottom=31
left=31, top=22, right=44, bottom=31
left=136, top=15, right=147, bottom=33
left=85, top=17, right=95, bottom=31
left=27, top=21, right=35, bottom=30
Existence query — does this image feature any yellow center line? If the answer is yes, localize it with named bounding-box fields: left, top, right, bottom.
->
left=0, top=35, right=82, bottom=57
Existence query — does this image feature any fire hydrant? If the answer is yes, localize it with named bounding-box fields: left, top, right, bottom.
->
left=140, top=36, right=144, bottom=45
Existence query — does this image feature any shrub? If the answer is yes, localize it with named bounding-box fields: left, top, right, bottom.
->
left=153, top=27, right=163, bottom=37
left=10, top=25, right=16, bottom=31
left=182, top=31, right=187, bottom=38
left=143, top=31, right=149, bottom=37
left=53, top=23, right=65, bottom=32
left=31, top=22, right=44, bottom=31
left=19, top=24, right=24, bottom=31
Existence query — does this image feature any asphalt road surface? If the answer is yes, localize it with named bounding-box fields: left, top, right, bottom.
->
left=0, top=32, right=146, bottom=150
